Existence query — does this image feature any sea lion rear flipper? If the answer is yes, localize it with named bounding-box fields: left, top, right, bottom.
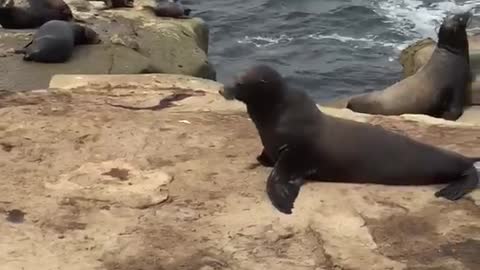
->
left=266, top=145, right=309, bottom=214
left=434, top=167, right=479, bottom=201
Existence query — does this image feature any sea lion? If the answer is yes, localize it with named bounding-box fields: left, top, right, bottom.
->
left=219, top=65, right=480, bottom=215
left=14, top=20, right=101, bottom=63
left=144, top=0, right=191, bottom=18
left=346, top=11, right=473, bottom=121
left=0, top=0, right=73, bottom=29
left=97, top=0, right=134, bottom=9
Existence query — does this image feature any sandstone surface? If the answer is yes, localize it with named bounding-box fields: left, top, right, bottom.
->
left=0, top=74, right=479, bottom=270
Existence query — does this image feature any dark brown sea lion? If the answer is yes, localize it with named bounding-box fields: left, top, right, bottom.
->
left=219, top=65, right=480, bottom=215
left=14, top=20, right=101, bottom=63
left=143, top=0, right=191, bottom=18
left=346, top=11, right=473, bottom=121
left=0, top=0, right=73, bottom=29
left=102, top=0, right=134, bottom=8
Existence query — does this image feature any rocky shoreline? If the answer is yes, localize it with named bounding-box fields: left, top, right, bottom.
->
left=0, top=0, right=215, bottom=91
left=1, top=2, right=480, bottom=270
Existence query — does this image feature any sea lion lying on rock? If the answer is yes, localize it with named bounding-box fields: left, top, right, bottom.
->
left=220, top=64, right=480, bottom=215
left=14, top=20, right=101, bottom=63
left=346, top=11, right=473, bottom=121
left=0, top=0, right=73, bottom=29
left=143, top=0, right=191, bottom=18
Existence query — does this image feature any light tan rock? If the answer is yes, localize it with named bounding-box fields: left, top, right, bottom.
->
left=0, top=74, right=479, bottom=270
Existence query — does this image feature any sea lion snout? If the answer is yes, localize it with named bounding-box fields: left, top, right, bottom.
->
left=218, top=86, right=236, bottom=100
left=456, top=10, right=473, bottom=26
left=444, top=10, right=473, bottom=28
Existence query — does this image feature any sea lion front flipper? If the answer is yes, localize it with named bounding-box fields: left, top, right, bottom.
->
left=266, top=145, right=310, bottom=215
left=435, top=167, right=479, bottom=200
left=13, top=39, right=32, bottom=54
left=22, top=39, right=33, bottom=49
left=440, top=86, right=465, bottom=121
left=13, top=48, right=26, bottom=54
left=256, top=148, right=275, bottom=167
left=13, top=39, right=34, bottom=55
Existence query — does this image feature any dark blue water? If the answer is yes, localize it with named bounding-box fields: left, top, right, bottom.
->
left=189, top=0, right=479, bottom=101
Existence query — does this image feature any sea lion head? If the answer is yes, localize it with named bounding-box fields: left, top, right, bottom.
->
left=219, top=65, right=286, bottom=104
left=60, top=5, right=73, bottom=20
left=52, top=0, right=74, bottom=20
left=437, top=10, right=472, bottom=52
left=72, top=24, right=101, bottom=45
left=83, top=26, right=101, bottom=44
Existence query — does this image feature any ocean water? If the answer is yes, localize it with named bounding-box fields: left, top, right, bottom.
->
left=188, top=0, right=480, bottom=101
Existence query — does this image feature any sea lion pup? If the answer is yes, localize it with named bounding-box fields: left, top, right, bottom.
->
left=346, top=11, right=473, bottom=121
left=219, top=65, right=480, bottom=215
left=14, top=20, right=101, bottom=63
left=143, top=0, right=191, bottom=18
left=0, top=0, right=73, bottom=29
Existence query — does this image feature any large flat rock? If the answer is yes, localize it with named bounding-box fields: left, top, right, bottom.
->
left=0, top=74, right=479, bottom=270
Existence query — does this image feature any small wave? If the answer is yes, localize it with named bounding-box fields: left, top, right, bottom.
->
left=308, top=33, right=399, bottom=49
left=373, top=0, right=480, bottom=40
left=237, top=35, right=293, bottom=48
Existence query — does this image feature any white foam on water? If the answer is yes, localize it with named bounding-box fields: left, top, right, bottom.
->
left=308, top=33, right=398, bottom=48
left=236, top=1, right=480, bottom=51
left=373, top=0, right=480, bottom=47
left=237, top=34, right=294, bottom=48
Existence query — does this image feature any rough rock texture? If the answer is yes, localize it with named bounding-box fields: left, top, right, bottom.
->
left=0, top=74, right=479, bottom=270
left=399, top=34, right=480, bottom=104
left=0, top=0, right=214, bottom=91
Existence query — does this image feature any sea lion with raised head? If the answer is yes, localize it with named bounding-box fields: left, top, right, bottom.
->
left=143, top=0, right=191, bottom=18
left=219, top=65, right=480, bottom=215
left=346, top=11, right=473, bottom=121
left=0, top=0, right=73, bottom=29
left=14, top=20, right=101, bottom=63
